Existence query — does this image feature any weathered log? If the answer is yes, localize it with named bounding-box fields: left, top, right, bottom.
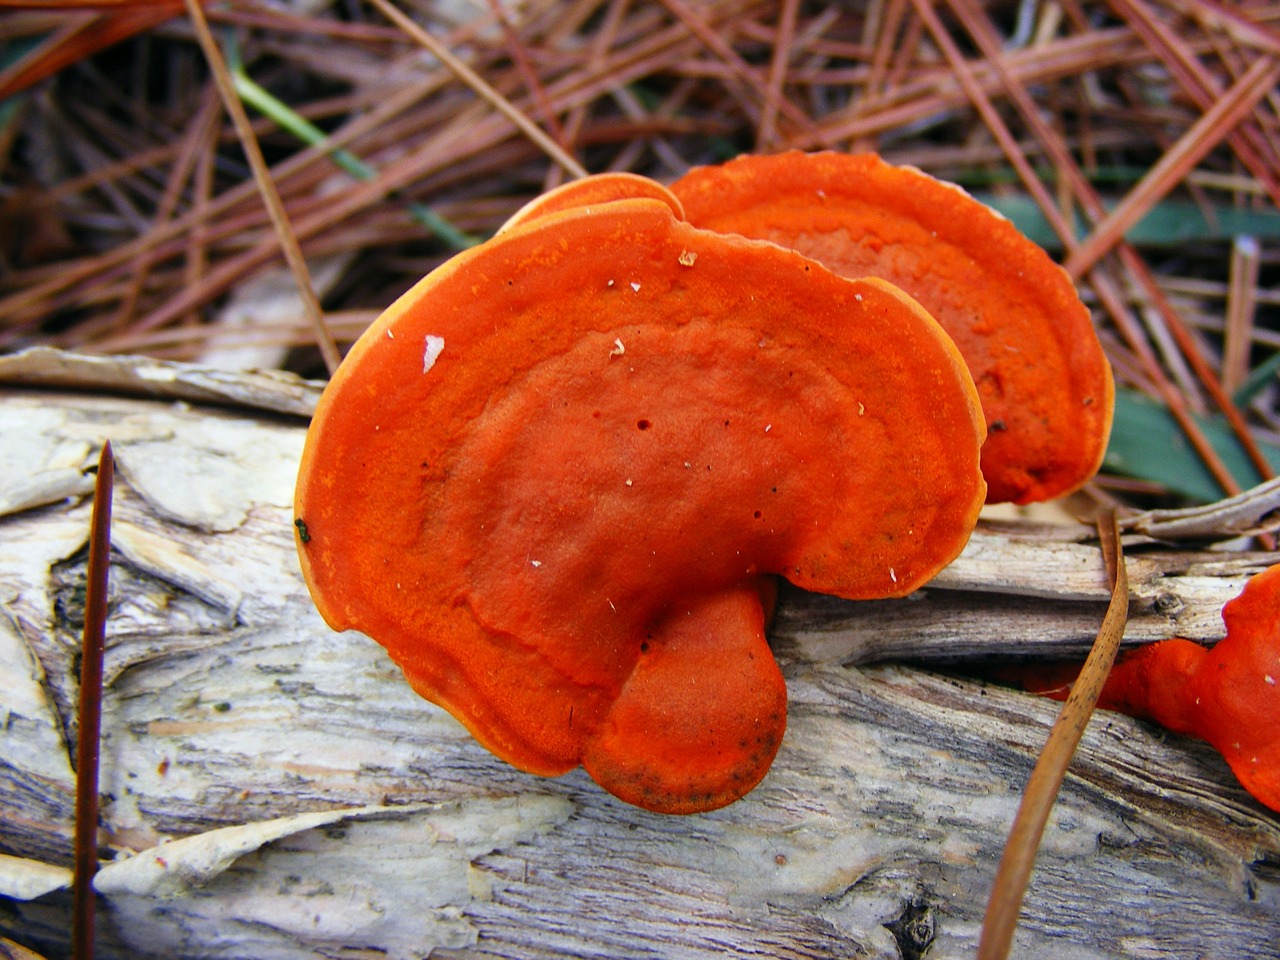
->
left=1, top=351, right=1278, bottom=959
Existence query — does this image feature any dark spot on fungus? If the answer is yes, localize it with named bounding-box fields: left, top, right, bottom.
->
left=637, top=419, right=651, bottom=431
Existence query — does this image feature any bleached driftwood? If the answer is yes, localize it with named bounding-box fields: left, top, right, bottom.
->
left=1, top=351, right=1278, bottom=960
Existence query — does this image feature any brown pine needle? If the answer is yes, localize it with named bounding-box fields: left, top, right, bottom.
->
left=1110, top=0, right=1280, bottom=208
left=755, top=0, right=801, bottom=150
left=1064, top=55, right=1280, bottom=279
left=72, top=441, right=114, bottom=960
left=977, top=511, right=1129, bottom=960
left=1224, top=236, right=1262, bottom=396
left=181, top=0, right=342, bottom=375
left=0, top=7, right=182, bottom=100
left=364, top=0, right=587, bottom=181
left=484, top=0, right=571, bottom=152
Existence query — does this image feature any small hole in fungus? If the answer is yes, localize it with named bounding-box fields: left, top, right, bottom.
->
left=637, top=419, right=651, bottom=431
left=753, top=510, right=763, bottom=519
left=640, top=641, right=650, bottom=653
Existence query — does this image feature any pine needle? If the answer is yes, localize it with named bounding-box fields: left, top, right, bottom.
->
left=977, top=511, right=1130, bottom=960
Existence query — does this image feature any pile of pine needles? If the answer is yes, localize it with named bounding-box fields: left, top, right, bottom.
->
left=0, top=0, right=1278, bottom=503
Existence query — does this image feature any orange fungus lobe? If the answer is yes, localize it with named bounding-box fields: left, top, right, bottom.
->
left=295, top=194, right=987, bottom=812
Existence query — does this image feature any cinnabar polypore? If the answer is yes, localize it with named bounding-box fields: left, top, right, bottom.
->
left=670, top=151, right=1114, bottom=505
left=1018, top=563, right=1280, bottom=813
left=295, top=197, right=987, bottom=813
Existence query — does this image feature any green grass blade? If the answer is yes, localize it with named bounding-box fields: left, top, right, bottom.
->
left=227, top=49, right=479, bottom=250
left=976, top=194, right=1280, bottom=251
left=1105, top=387, right=1280, bottom=502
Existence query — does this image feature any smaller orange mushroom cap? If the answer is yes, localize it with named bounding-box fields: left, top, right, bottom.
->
left=295, top=198, right=987, bottom=813
left=670, top=151, right=1115, bottom=505
left=1016, top=564, right=1280, bottom=813
left=498, top=172, right=685, bottom=233
left=1138, top=564, right=1280, bottom=812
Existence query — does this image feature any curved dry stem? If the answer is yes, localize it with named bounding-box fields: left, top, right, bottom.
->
left=977, top=510, right=1129, bottom=960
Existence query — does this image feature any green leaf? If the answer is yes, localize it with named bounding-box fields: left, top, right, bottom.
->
left=1233, top=350, right=1280, bottom=408
left=974, top=194, right=1280, bottom=251
left=1104, top=388, right=1280, bottom=502
left=227, top=43, right=479, bottom=251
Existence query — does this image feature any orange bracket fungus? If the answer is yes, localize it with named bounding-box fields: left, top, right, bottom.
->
left=1015, top=564, right=1280, bottom=813
left=295, top=195, right=988, bottom=813
left=670, top=151, right=1114, bottom=505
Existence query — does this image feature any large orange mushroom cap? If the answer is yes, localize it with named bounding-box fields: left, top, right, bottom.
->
left=295, top=198, right=987, bottom=813
left=670, top=151, right=1115, bottom=505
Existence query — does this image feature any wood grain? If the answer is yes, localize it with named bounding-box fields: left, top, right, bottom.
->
left=0, top=354, right=1277, bottom=959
